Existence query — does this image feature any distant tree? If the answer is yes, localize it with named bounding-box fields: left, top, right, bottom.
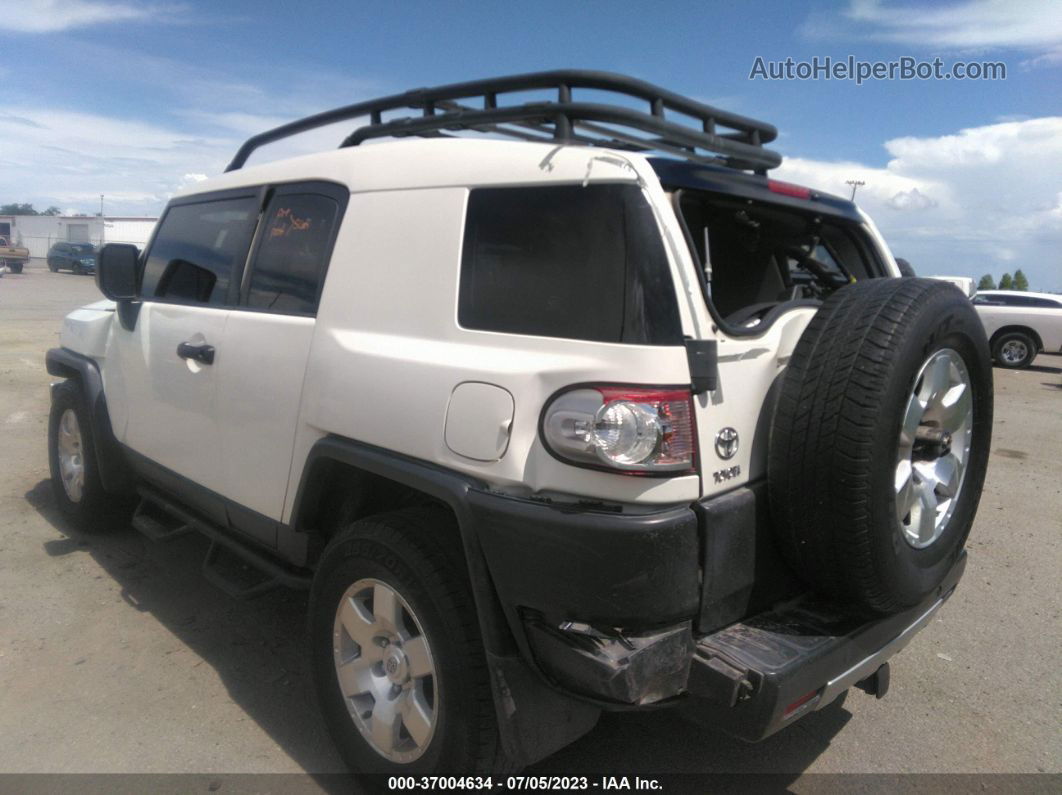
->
left=999, top=272, right=1014, bottom=290
left=0, top=202, right=39, bottom=215
left=1013, top=269, right=1029, bottom=291
left=977, top=274, right=996, bottom=290
left=42, top=206, right=61, bottom=216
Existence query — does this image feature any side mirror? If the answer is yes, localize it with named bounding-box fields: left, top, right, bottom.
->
left=96, top=243, right=139, bottom=300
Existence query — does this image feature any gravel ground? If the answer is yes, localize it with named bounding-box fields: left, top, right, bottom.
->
left=0, top=262, right=1059, bottom=784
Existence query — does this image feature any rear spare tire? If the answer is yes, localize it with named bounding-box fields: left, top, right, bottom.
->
left=768, top=278, right=992, bottom=614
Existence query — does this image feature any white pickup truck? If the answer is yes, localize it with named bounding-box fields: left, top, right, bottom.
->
left=972, top=289, right=1062, bottom=368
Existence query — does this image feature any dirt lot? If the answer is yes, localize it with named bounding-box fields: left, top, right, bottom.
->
left=1, top=263, right=1059, bottom=781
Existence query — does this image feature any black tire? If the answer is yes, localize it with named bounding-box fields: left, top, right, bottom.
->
left=48, top=380, right=125, bottom=531
left=991, top=331, right=1036, bottom=369
left=48, top=258, right=58, bottom=272
left=768, top=278, right=993, bottom=614
left=8, top=262, right=22, bottom=274
left=310, top=506, right=513, bottom=776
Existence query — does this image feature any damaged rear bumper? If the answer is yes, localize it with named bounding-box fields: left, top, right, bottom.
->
left=470, top=484, right=966, bottom=740
left=521, top=551, right=964, bottom=739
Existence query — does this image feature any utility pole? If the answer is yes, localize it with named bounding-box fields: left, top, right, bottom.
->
left=99, top=195, right=104, bottom=216
left=846, top=179, right=865, bottom=201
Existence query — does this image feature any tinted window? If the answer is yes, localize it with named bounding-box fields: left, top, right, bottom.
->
left=141, top=197, right=258, bottom=305
left=1006, top=295, right=1059, bottom=308
left=245, top=193, right=339, bottom=315
left=459, top=184, right=682, bottom=345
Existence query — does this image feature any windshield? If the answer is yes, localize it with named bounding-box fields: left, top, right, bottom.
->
left=71, top=244, right=96, bottom=254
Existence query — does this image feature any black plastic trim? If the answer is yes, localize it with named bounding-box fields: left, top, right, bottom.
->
left=45, top=347, right=134, bottom=494
left=289, top=436, right=602, bottom=765
left=687, top=551, right=967, bottom=741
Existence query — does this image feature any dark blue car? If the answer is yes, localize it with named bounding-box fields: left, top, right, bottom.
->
left=47, top=242, right=97, bottom=275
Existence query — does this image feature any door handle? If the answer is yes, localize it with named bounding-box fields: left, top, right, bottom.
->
left=177, top=342, right=215, bottom=365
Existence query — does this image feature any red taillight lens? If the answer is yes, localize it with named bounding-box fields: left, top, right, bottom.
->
left=541, top=386, right=696, bottom=474
left=768, top=179, right=812, bottom=199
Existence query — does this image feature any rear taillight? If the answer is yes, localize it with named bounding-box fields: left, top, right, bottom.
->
left=541, top=386, right=696, bottom=475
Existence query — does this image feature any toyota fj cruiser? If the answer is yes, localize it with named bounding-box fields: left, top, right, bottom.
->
left=45, top=71, right=992, bottom=775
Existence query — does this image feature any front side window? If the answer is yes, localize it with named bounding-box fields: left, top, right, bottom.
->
left=245, top=193, right=339, bottom=315
left=459, top=184, right=682, bottom=345
left=141, top=196, right=259, bottom=306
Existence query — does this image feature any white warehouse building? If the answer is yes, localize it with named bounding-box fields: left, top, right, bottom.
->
left=0, top=214, right=158, bottom=258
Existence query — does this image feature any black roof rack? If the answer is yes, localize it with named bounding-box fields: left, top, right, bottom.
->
left=225, top=70, right=781, bottom=174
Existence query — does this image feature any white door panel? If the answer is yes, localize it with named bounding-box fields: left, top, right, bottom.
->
left=116, top=302, right=229, bottom=487
left=216, top=311, right=315, bottom=523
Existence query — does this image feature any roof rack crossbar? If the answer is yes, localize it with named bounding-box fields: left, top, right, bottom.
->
left=225, top=70, right=781, bottom=173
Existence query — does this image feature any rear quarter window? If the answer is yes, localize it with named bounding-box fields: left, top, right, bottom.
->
left=458, top=184, right=682, bottom=345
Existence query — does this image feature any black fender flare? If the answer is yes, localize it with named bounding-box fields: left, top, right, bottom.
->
left=290, top=436, right=600, bottom=766
left=45, top=347, right=134, bottom=494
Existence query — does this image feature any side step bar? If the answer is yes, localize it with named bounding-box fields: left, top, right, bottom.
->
left=132, top=487, right=312, bottom=599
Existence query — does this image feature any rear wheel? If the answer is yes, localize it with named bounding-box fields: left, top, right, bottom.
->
left=992, top=331, right=1036, bottom=369
left=8, top=262, right=22, bottom=274
left=769, top=278, right=993, bottom=614
left=310, top=507, right=513, bottom=775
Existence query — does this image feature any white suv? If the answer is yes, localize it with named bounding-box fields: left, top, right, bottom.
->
left=45, top=72, right=993, bottom=776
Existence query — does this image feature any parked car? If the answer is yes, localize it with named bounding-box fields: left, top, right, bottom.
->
left=44, top=71, right=993, bottom=776
left=972, top=289, right=1062, bottom=368
left=46, top=242, right=97, bottom=274
left=0, top=235, right=31, bottom=274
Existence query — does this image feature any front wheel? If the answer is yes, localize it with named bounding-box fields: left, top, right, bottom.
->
left=48, top=380, right=120, bottom=530
left=992, top=331, right=1036, bottom=369
left=310, top=507, right=513, bottom=776
left=10, top=262, right=23, bottom=274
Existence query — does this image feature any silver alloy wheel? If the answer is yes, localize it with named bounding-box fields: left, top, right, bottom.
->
left=332, top=578, right=438, bottom=763
left=57, top=408, right=85, bottom=503
left=895, top=348, right=974, bottom=549
left=999, top=339, right=1029, bottom=365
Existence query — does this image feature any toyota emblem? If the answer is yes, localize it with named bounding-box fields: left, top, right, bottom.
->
left=715, top=427, right=739, bottom=460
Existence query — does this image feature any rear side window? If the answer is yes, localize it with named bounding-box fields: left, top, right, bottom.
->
left=459, top=184, right=682, bottom=345
left=141, top=197, right=258, bottom=305
left=245, top=193, right=340, bottom=315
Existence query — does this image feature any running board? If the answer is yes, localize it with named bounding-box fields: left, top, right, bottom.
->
left=132, top=498, right=193, bottom=542
left=133, top=487, right=312, bottom=599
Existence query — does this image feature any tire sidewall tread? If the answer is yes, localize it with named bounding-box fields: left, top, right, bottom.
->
left=768, top=278, right=993, bottom=613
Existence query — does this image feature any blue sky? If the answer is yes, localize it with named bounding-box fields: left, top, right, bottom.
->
left=1, top=0, right=1060, bottom=289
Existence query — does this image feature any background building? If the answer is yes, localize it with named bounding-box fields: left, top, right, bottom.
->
left=0, top=214, right=158, bottom=257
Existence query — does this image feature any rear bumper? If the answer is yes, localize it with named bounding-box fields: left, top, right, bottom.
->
left=686, top=550, right=966, bottom=740
left=471, top=484, right=966, bottom=738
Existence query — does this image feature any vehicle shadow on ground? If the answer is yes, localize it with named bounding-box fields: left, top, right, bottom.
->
left=26, top=479, right=851, bottom=781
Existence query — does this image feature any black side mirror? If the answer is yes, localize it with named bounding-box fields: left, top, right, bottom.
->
left=96, top=243, right=139, bottom=300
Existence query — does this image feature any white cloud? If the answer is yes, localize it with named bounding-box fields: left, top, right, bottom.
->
left=1, top=0, right=178, bottom=33
left=804, top=1, right=1062, bottom=60
left=887, top=187, right=937, bottom=210
left=775, top=117, right=1062, bottom=291
left=0, top=106, right=236, bottom=215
